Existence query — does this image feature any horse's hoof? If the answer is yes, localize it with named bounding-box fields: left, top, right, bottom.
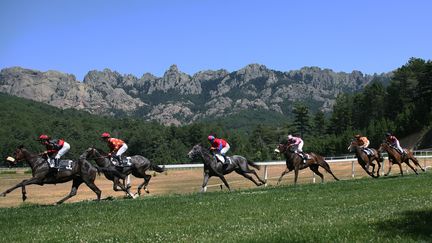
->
left=22, top=196, right=27, bottom=201
left=145, top=189, right=150, bottom=194
left=132, top=194, right=139, bottom=199
left=0, top=193, right=5, bottom=197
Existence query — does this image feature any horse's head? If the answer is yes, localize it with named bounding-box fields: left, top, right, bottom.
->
left=188, top=144, right=203, bottom=160
left=378, top=141, right=390, bottom=153
left=82, top=147, right=104, bottom=160
left=275, top=143, right=289, bottom=154
left=12, top=145, right=27, bottom=162
left=347, top=140, right=358, bottom=152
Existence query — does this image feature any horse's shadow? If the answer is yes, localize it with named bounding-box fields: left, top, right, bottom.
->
left=374, top=209, right=432, bottom=240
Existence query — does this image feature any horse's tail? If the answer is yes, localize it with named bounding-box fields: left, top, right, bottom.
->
left=96, top=166, right=126, bottom=179
left=247, top=160, right=260, bottom=170
left=151, top=163, right=165, bottom=173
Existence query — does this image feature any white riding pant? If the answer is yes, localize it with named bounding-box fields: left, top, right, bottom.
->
left=296, top=141, right=304, bottom=152
left=393, top=141, right=403, bottom=153
left=55, top=142, right=70, bottom=159
left=220, top=144, right=230, bottom=155
left=116, top=144, right=128, bottom=157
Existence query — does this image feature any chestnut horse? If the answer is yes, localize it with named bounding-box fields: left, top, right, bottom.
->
left=274, top=143, right=339, bottom=185
left=1, top=145, right=102, bottom=204
left=348, top=140, right=383, bottom=178
left=378, top=143, right=425, bottom=176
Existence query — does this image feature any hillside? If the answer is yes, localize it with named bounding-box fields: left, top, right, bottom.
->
left=0, top=65, right=391, bottom=125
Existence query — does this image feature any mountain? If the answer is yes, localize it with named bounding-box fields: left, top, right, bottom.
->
left=0, top=64, right=392, bottom=125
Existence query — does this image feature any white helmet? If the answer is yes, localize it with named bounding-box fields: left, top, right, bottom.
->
left=287, top=134, right=293, bottom=140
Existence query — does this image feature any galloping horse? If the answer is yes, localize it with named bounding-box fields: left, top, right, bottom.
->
left=82, top=148, right=165, bottom=197
left=1, top=145, right=102, bottom=204
left=274, top=143, right=339, bottom=185
left=378, top=143, right=425, bottom=176
left=348, top=140, right=383, bottom=178
left=188, top=144, right=266, bottom=192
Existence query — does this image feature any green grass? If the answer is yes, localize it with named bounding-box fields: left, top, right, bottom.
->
left=1, top=173, right=432, bottom=242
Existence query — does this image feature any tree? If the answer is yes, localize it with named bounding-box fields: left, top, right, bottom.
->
left=292, top=103, right=310, bottom=137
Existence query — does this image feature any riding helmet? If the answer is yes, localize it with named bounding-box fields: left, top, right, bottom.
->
left=101, top=132, right=111, bottom=138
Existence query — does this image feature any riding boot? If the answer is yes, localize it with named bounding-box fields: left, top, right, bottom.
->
left=54, top=158, right=59, bottom=168
left=222, top=155, right=229, bottom=164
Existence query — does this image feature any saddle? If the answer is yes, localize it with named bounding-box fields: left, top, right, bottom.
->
left=295, top=152, right=310, bottom=161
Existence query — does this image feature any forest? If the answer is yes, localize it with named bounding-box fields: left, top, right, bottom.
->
left=1, top=58, right=431, bottom=165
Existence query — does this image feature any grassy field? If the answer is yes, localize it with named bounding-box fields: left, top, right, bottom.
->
left=0, top=172, right=431, bottom=242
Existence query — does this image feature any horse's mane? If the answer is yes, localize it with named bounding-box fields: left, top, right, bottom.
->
left=93, top=147, right=108, bottom=155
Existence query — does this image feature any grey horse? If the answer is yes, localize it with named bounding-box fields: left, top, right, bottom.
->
left=188, top=144, right=266, bottom=192
left=82, top=147, right=165, bottom=197
left=1, top=145, right=102, bottom=204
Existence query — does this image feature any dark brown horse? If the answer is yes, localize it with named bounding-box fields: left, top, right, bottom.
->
left=378, top=143, right=425, bottom=176
left=1, top=145, right=102, bottom=204
left=188, top=144, right=266, bottom=192
left=82, top=148, right=165, bottom=197
left=274, top=143, right=339, bottom=185
left=348, top=140, right=383, bottom=178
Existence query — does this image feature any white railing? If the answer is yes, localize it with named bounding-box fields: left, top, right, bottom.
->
left=161, top=152, right=432, bottom=189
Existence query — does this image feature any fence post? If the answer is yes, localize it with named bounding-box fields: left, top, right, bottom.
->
left=381, top=158, right=385, bottom=176
left=424, top=152, right=427, bottom=171
left=352, top=160, right=355, bottom=178
left=264, top=165, right=268, bottom=187
left=312, top=172, right=316, bottom=183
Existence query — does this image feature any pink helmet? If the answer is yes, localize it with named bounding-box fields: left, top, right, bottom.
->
left=208, top=135, right=215, bottom=141
left=39, top=134, right=49, bottom=140
left=101, top=132, right=111, bottom=138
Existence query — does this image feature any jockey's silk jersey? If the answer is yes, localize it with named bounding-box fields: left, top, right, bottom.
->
left=357, top=137, right=369, bottom=146
left=386, top=136, right=399, bottom=145
left=211, top=138, right=227, bottom=151
left=288, top=136, right=303, bottom=145
left=107, top=138, right=125, bottom=152
left=43, top=139, right=64, bottom=153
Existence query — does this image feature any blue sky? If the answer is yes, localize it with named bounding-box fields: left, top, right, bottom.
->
left=1, top=0, right=431, bottom=80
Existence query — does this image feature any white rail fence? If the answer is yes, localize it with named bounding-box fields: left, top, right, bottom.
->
left=161, top=151, right=432, bottom=190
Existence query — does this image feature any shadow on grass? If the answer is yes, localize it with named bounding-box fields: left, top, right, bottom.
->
left=374, top=209, right=432, bottom=240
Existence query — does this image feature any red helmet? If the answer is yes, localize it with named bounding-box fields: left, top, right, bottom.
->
left=39, top=134, right=49, bottom=140
left=101, top=132, right=111, bottom=138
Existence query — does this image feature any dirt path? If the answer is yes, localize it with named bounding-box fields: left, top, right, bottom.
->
left=0, top=159, right=430, bottom=207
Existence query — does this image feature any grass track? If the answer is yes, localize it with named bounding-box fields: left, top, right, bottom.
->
left=1, top=173, right=432, bottom=242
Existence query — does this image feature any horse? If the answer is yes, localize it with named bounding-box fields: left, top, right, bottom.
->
left=274, top=143, right=339, bottom=185
left=187, top=144, right=266, bottom=192
left=348, top=140, right=383, bottom=178
left=378, top=142, right=425, bottom=176
left=81, top=147, right=165, bottom=197
left=0, top=145, right=102, bottom=204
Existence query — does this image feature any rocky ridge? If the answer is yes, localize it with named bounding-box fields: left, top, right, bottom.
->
left=0, top=64, right=391, bottom=125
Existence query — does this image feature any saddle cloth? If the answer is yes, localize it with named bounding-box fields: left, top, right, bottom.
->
left=111, top=157, right=132, bottom=167
left=215, top=154, right=231, bottom=164
left=58, top=160, right=74, bottom=171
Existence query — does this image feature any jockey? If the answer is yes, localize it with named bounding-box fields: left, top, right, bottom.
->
left=208, top=135, right=230, bottom=164
left=385, top=132, right=405, bottom=155
left=101, top=132, right=128, bottom=165
left=354, top=134, right=373, bottom=156
left=287, top=134, right=308, bottom=163
left=38, top=134, right=70, bottom=168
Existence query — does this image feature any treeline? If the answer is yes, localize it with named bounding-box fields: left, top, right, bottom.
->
left=1, top=58, right=431, bottom=166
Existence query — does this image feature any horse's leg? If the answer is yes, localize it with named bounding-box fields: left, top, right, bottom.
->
left=56, top=178, right=84, bottom=204
left=113, top=177, right=135, bottom=198
left=249, top=169, right=266, bottom=185
left=277, top=167, right=291, bottom=185
left=0, top=177, right=41, bottom=199
left=318, top=159, right=339, bottom=181
left=21, top=185, right=27, bottom=201
left=137, top=174, right=152, bottom=195
left=235, top=170, right=261, bottom=186
left=396, top=162, right=404, bottom=176
left=375, top=158, right=382, bottom=177
left=410, top=157, right=425, bottom=172
left=385, top=160, right=393, bottom=176
left=404, top=160, right=418, bottom=175
left=309, top=165, right=324, bottom=183
left=82, top=178, right=102, bottom=201
left=294, top=167, right=300, bottom=185
left=218, top=176, right=231, bottom=191
left=200, top=172, right=210, bottom=193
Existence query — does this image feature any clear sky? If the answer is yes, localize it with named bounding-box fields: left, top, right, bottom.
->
left=1, top=0, right=431, bottom=80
